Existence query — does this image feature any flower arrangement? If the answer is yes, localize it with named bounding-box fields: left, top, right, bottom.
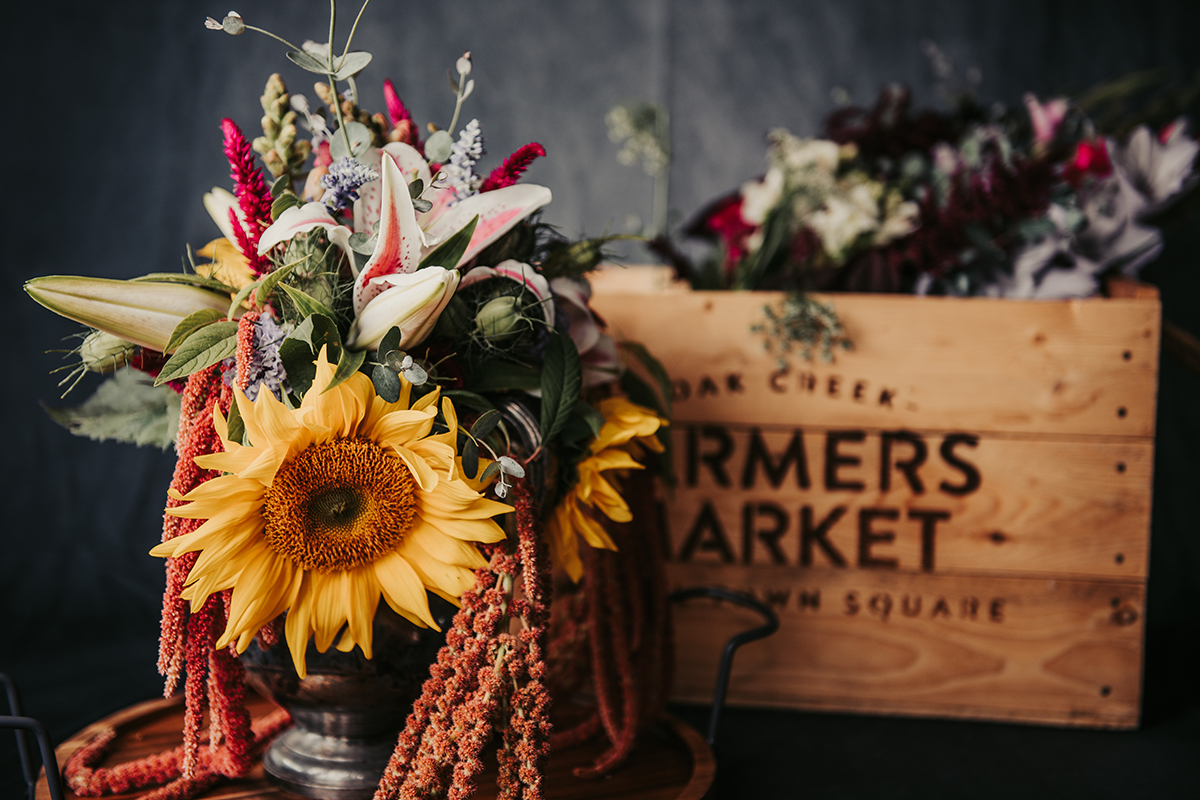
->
left=25, top=5, right=672, bottom=799
left=672, top=79, right=1199, bottom=359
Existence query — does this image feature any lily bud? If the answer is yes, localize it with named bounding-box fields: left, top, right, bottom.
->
left=79, top=330, right=135, bottom=373
left=346, top=267, right=460, bottom=351
left=25, top=276, right=231, bottom=352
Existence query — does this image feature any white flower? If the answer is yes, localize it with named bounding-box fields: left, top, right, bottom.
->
left=739, top=166, right=784, bottom=226
left=346, top=267, right=460, bottom=351
left=1109, top=121, right=1200, bottom=210
left=808, top=183, right=880, bottom=260
left=770, top=131, right=841, bottom=175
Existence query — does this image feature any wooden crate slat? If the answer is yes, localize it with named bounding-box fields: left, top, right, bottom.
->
left=669, top=562, right=1144, bottom=729
left=589, top=274, right=1160, bottom=439
left=666, top=426, right=1152, bottom=578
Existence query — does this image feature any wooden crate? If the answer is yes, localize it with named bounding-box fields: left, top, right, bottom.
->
left=588, top=266, right=1160, bottom=729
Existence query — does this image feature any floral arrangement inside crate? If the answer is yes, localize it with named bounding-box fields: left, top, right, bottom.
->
left=663, top=66, right=1199, bottom=360
left=26, top=6, right=674, bottom=800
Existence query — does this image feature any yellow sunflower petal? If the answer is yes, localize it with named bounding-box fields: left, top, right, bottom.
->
left=547, top=500, right=584, bottom=582
left=310, top=571, right=350, bottom=653
left=419, top=478, right=513, bottom=520
left=374, top=552, right=437, bottom=629
left=407, top=521, right=491, bottom=568
left=368, top=408, right=437, bottom=450
left=403, top=546, right=477, bottom=603
left=344, top=565, right=381, bottom=659
left=284, top=574, right=316, bottom=678
left=389, top=444, right=439, bottom=492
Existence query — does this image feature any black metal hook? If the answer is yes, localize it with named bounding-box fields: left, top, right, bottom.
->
left=668, top=587, right=780, bottom=748
left=1, top=673, right=65, bottom=800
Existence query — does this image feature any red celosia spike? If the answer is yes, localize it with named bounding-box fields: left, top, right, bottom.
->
left=479, top=143, right=547, bottom=192
left=220, top=118, right=274, bottom=275
left=383, top=79, right=413, bottom=126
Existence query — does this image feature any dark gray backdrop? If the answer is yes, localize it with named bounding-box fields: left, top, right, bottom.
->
left=4, top=1, right=1199, bottom=797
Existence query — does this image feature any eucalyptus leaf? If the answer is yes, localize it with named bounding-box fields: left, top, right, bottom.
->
left=165, top=308, right=225, bottom=354
left=155, top=321, right=239, bottom=386
left=331, top=51, right=373, bottom=81
left=286, top=49, right=330, bottom=75
left=327, top=348, right=367, bottom=393
left=539, top=330, right=583, bottom=442
left=461, top=79, right=475, bottom=101
left=412, top=198, right=433, bottom=213
left=330, top=121, right=373, bottom=160
left=425, top=130, right=453, bottom=162
left=372, top=363, right=402, bottom=402
left=384, top=350, right=408, bottom=371
left=470, top=409, right=502, bottom=440
left=43, top=368, right=181, bottom=449
left=479, top=461, right=501, bottom=483
left=448, top=70, right=460, bottom=94
left=418, top=215, right=478, bottom=269
left=279, top=283, right=336, bottom=320
left=348, top=232, right=376, bottom=255
left=408, top=179, right=425, bottom=199
left=461, top=437, right=480, bottom=480
left=379, top=326, right=403, bottom=357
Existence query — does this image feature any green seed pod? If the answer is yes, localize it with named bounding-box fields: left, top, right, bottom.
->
left=79, top=330, right=135, bottom=373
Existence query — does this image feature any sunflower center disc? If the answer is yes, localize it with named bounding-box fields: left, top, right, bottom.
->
left=263, top=438, right=418, bottom=572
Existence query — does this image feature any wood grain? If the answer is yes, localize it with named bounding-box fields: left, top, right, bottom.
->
left=669, top=562, right=1144, bottom=728
left=590, top=267, right=1158, bottom=728
left=38, top=694, right=712, bottom=800
left=665, top=426, right=1153, bottom=578
left=589, top=266, right=1160, bottom=438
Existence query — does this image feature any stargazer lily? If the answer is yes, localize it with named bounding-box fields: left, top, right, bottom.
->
left=346, top=266, right=461, bottom=350
left=24, top=276, right=232, bottom=352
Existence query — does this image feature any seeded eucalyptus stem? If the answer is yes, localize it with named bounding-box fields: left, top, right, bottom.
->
left=337, top=0, right=374, bottom=73
left=243, top=25, right=305, bottom=54
left=325, top=1, right=354, bottom=155
left=447, top=79, right=468, bottom=137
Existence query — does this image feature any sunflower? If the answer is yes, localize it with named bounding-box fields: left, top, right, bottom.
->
left=151, top=349, right=511, bottom=677
left=547, top=397, right=666, bottom=581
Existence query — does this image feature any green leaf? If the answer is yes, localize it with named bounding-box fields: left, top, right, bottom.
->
left=286, top=49, right=330, bottom=75
left=378, top=326, right=403, bottom=358
left=271, top=192, right=303, bottom=220
left=442, top=390, right=496, bottom=414
left=348, top=232, right=375, bottom=255
left=574, top=400, right=605, bottom=438
left=479, top=461, right=501, bottom=483
left=278, top=315, right=343, bottom=396
left=278, top=282, right=336, bottom=320
left=418, top=215, right=478, bottom=269
left=228, top=280, right=259, bottom=319
left=154, top=321, right=239, bottom=386
left=330, top=121, right=373, bottom=160
left=131, top=273, right=238, bottom=294
left=165, top=308, right=225, bottom=354
left=539, top=330, right=582, bottom=442
left=408, top=178, right=425, bottom=199
left=461, top=436, right=479, bottom=480
left=469, top=361, right=541, bottom=393
left=425, top=130, right=453, bottom=162
left=43, top=368, right=181, bottom=449
left=225, top=390, right=246, bottom=445
left=470, top=408, right=502, bottom=440
left=372, top=363, right=401, bottom=402
left=270, top=174, right=291, bottom=198
left=619, top=340, right=673, bottom=419
left=256, top=260, right=301, bottom=307
left=327, top=348, right=367, bottom=393
left=331, top=51, right=373, bottom=81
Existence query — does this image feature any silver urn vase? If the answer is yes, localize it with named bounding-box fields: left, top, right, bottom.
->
left=240, top=599, right=455, bottom=799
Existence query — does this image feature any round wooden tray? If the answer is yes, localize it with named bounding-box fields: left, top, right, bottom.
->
left=38, top=692, right=713, bottom=800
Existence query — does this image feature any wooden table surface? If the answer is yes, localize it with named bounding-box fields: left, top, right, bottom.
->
left=38, top=693, right=713, bottom=800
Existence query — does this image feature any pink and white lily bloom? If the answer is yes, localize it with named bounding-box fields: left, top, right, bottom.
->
left=346, top=267, right=460, bottom=351
left=255, top=141, right=552, bottom=351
